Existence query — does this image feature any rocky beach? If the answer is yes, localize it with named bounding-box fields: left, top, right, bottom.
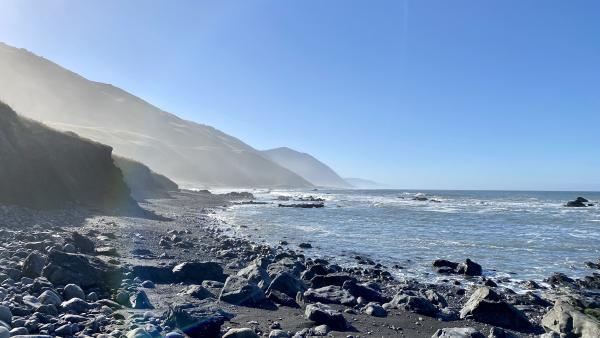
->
left=0, top=190, right=598, bottom=338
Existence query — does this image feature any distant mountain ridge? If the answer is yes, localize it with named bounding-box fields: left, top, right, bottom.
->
left=344, top=177, right=389, bottom=189
left=261, top=147, right=351, bottom=188
left=0, top=101, right=135, bottom=209
left=0, top=42, right=312, bottom=189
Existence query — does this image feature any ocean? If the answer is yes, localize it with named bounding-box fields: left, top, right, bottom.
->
left=213, top=189, right=600, bottom=285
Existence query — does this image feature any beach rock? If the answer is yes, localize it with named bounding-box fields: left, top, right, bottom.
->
left=267, top=272, right=306, bottom=298
left=95, top=246, right=118, bottom=256
left=545, top=272, right=576, bottom=287
left=303, top=286, right=356, bottom=306
left=0, top=327, right=8, bottom=338
left=219, top=276, right=266, bottom=306
left=60, top=297, right=90, bottom=313
left=0, top=306, right=11, bottom=326
left=237, top=263, right=271, bottom=289
left=70, top=232, right=95, bottom=253
left=63, top=283, right=85, bottom=300
left=488, top=327, right=519, bottom=338
left=541, top=300, right=600, bottom=338
left=172, top=262, right=226, bottom=283
left=269, top=330, right=290, bottom=338
left=36, top=291, right=60, bottom=308
left=300, top=264, right=328, bottom=280
left=222, top=328, right=260, bottom=338
left=21, top=252, right=46, bottom=278
left=304, top=303, right=348, bottom=330
left=126, top=328, right=153, bottom=338
left=130, top=290, right=154, bottom=309
left=310, top=273, right=355, bottom=288
left=165, top=303, right=231, bottom=338
left=132, top=265, right=176, bottom=283
left=342, top=280, right=387, bottom=303
left=266, top=290, right=299, bottom=308
left=42, top=249, right=121, bottom=290
left=9, top=328, right=28, bottom=336
left=183, top=285, right=214, bottom=300
left=298, top=243, right=312, bottom=249
left=390, top=294, right=439, bottom=316
left=566, top=197, right=589, bottom=207
left=431, top=327, right=485, bottom=338
left=364, top=302, right=387, bottom=317
left=459, top=287, right=531, bottom=331
left=457, top=259, right=483, bottom=276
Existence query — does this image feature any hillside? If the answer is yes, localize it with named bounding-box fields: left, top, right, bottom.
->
left=0, top=101, right=135, bottom=209
left=0, top=42, right=312, bottom=189
left=113, top=156, right=179, bottom=201
left=261, top=147, right=351, bottom=188
left=344, top=177, right=389, bottom=189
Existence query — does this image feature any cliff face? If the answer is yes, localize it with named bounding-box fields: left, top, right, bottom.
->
left=0, top=42, right=313, bottom=189
left=0, top=101, right=135, bottom=209
left=113, top=156, right=178, bottom=201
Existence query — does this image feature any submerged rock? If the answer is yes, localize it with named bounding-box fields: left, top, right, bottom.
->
left=565, top=197, right=590, bottom=207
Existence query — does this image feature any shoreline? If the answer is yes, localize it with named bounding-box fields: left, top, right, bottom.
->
left=0, top=190, right=598, bottom=337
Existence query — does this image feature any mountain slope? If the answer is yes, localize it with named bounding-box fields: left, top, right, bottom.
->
left=113, top=156, right=179, bottom=201
left=0, top=42, right=312, bottom=189
left=344, top=177, right=389, bottom=189
left=261, top=147, right=351, bottom=188
left=0, top=101, right=135, bottom=209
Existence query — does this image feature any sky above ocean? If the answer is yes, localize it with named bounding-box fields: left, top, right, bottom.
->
left=1, top=0, right=598, bottom=190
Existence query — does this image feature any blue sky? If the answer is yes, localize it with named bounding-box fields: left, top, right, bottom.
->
left=1, top=1, right=599, bottom=190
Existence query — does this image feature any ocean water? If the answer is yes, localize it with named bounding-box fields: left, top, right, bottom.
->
left=213, top=189, right=600, bottom=284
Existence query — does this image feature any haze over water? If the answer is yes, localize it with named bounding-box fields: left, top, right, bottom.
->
left=215, top=189, right=600, bottom=283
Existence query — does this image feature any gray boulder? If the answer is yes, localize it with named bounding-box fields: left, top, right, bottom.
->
left=267, top=272, right=306, bottom=298
left=60, top=298, right=90, bottom=313
left=237, top=264, right=271, bottom=289
left=219, top=276, right=266, bottom=306
left=172, top=262, right=226, bottom=283
left=63, top=284, right=85, bottom=300
left=165, top=302, right=232, bottom=338
left=21, top=252, right=46, bottom=278
left=431, top=327, right=485, bottom=338
left=304, top=303, right=348, bottom=330
left=459, top=287, right=531, bottom=331
left=303, top=286, right=356, bottom=306
left=222, top=328, right=260, bottom=338
left=364, top=302, right=387, bottom=317
left=42, top=250, right=121, bottom=290
left=38, top=290, right=61, bottom=306
left=541, top=300, right=600, bottom=338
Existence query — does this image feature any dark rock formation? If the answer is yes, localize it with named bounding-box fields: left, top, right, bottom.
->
left=0, top=101, right=135, bottom=209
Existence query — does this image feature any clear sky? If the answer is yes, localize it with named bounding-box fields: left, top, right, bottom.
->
left=1, top=0, right=599, bottom=190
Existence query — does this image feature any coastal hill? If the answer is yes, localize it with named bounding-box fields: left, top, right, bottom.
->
left=0, top=101, right=135, bottom=209
left=0, top=42, right=312, bottom=189
left=261, top=147, right=352, bottom=188
left=113, top=156, right=179, bottom=201
left=344, top=177, right=389, bottom=189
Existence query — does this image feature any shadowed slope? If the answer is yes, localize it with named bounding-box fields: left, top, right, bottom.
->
left=0, top=101, right=135, bottom=209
